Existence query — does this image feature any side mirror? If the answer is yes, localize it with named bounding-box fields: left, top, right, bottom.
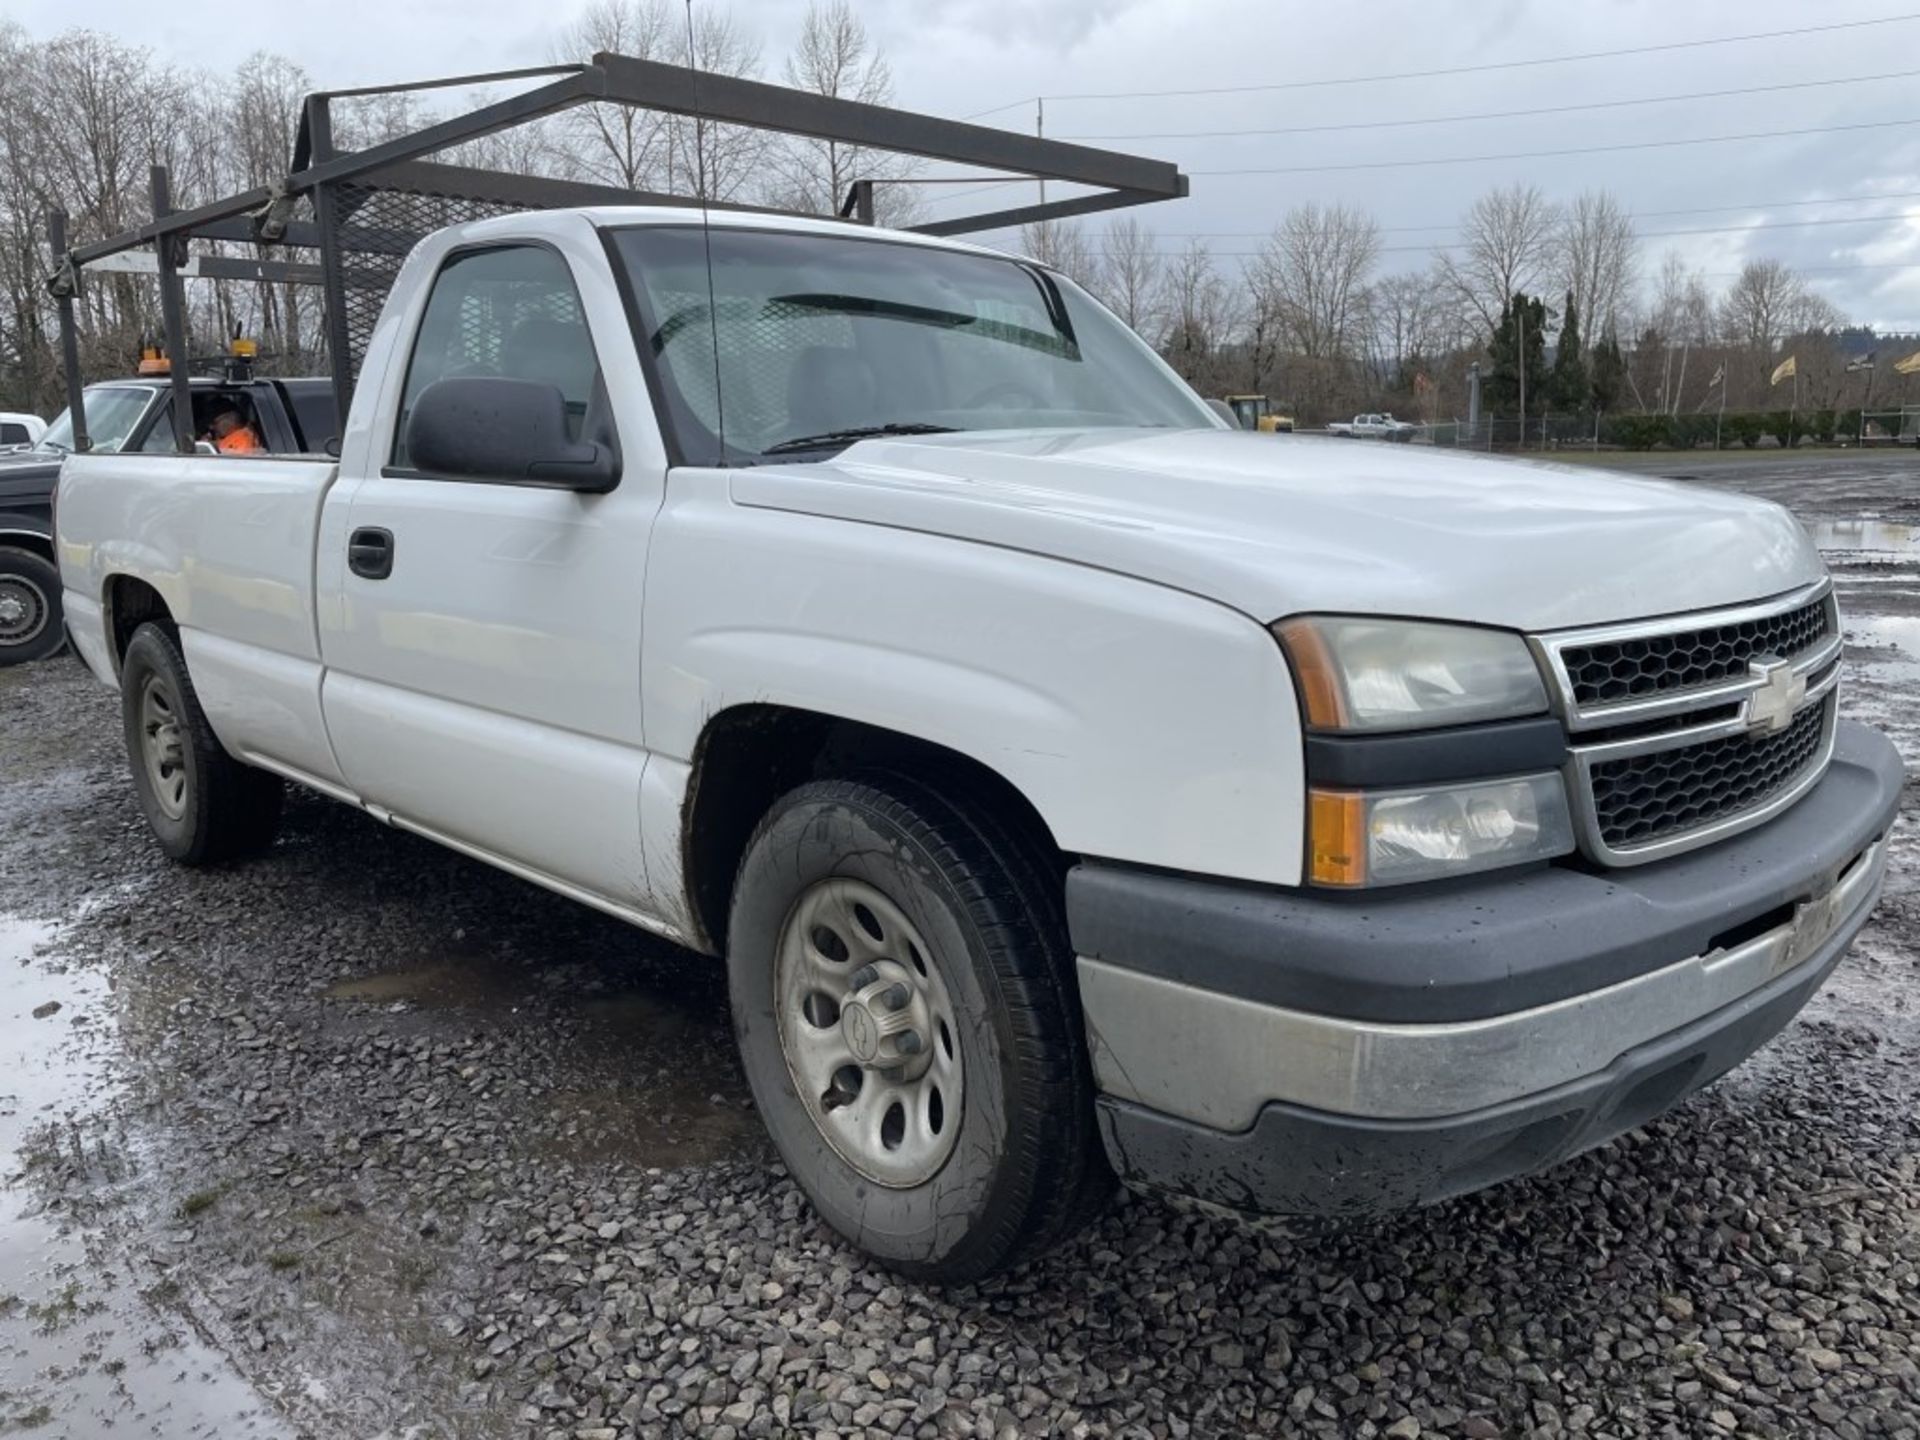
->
left=404, top=377, right=620, bottom=492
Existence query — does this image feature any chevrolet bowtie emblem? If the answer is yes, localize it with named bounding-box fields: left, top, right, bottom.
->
left=1746, top=657, right=1806, bottom=735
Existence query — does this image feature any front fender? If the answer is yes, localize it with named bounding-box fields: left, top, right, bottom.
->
left=644, top=487, right=1304, bottom=887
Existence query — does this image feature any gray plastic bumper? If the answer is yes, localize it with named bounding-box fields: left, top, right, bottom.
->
left=1070, top=719, right=1902, bottom=1215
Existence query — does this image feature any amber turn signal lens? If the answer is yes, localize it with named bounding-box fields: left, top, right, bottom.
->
left=1308, top=788, right=1367, bottom=887
left=1274, top=619, right=1347, bottom=729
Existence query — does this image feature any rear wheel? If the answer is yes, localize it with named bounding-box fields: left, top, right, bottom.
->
left=120, top=623, right=283, bottom=864
left=0, top=546, right=64, bottom=666
left=727, top=774, right=1107, bottom=1283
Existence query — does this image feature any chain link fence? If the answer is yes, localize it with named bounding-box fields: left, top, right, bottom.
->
left=1421, top=406, right=1920, bottom=453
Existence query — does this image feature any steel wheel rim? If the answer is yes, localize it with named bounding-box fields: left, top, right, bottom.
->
left=0, top=575, right=47, bottom=647
left=774, top=877, right=964, bottom=1188
left=139, top=675, right=189, bottom=821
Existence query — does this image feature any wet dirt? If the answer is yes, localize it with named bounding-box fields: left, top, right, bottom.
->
left=0, top=914, right=291, bottom=1437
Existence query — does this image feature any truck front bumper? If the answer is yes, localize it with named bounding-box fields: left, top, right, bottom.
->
left=1069, top=719, right=1903, bottom=1216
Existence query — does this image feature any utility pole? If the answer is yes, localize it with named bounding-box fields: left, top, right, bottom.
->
left=1036, top=97, right=1046, bottom=208
left=1516, top=301, right=1526, bottom=451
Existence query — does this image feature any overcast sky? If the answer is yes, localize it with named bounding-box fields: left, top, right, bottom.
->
left=11, top=0, right=1920, bottom=330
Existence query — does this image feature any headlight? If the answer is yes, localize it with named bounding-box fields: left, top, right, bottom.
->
left=1275, top=617, right=1548, bottom=732
left=1309, top=773, right=1574, bottom=887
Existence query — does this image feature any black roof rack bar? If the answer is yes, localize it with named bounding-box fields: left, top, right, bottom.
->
left=359, top=158, right=821, bottom=223
left=586, top=52, right=1180, bottom=203
left=913, top=183, right=1189, bottom=239
left=309, top=62, right=589, bottom=103
left=288, top=70, right=597, bottom=187
left=47, top=51, right=1187, bottom=446
left=69, top=52, right=1182, bottom=265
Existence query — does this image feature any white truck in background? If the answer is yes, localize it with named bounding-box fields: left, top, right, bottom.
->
left=54, top=207, right=1900, bottom=1282
left=1327, top=411, right=1416, bottom=440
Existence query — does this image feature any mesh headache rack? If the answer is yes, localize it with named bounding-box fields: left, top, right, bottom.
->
left=43, top=54, right=1188, bottom=455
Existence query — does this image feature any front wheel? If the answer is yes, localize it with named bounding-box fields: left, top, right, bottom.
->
left=727, top=774, right=1107, bottom=1283
left=0, top=546, right=64, bottom=666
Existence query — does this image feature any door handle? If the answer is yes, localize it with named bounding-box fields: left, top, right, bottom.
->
left=348, top=526, right=394, bottom=580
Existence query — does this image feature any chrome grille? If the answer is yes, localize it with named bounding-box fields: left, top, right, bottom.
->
left=1590, top=694, right=1832, bottom=849
left=1560, top=594, right=1832, bottom=708
left=1536, top=580, right=1842, bottom=866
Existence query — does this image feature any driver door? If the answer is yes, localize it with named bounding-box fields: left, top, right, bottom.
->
left=317, top=239, right=666, bottom=914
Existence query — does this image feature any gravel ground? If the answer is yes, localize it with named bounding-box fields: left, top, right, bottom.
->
left=3, top=452, right=1920, bottom=1439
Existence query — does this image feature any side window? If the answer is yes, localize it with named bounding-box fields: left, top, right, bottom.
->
left=391, top=245, right=601, bottom=471
left=0, top=422, right=26, bottom=445
left=139, top=403, right=178, bottom=453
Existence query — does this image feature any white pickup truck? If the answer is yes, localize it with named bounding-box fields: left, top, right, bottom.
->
left=1327, top=411, right=1416, bottom=440
left=55, top=208, right=1900, bottom=1282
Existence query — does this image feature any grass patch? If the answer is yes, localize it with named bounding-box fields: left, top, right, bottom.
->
left=179, top=1187, right=223, bottom=1218
left=25, top=1281, right=81, bottom=1332
left=265, top=1251, right=302, bottom=1272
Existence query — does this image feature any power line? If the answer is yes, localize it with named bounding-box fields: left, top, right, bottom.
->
left=1192, top=116, right=1920, bottom=176
left=1058, top=68, right=1920, bottom=142
left=1144, top=210, right=1920, bottom=243
left=1036, top=13, right=1920, bottom=103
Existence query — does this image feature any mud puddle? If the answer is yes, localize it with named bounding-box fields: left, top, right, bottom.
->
left=1808, top=517, right=1920, bottom=559
left=0, top=914, right=293, bottom=1437
left=323, top=944, right=764, bottom=1171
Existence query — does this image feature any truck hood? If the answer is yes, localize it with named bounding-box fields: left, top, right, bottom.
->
left=728, top=428, right=1823, bottom=632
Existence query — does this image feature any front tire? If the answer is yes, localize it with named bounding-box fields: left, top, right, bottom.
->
left=120, top=623, right=283, bottom=864
left=0, top=546, right=64, bottom=666
left=727, top=774, right=1106, bottom=1283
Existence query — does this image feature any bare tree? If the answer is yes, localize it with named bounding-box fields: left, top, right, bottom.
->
left=662, top=6, right=767, bottom=202
left=551, top=0, right=678, bottom=190
left=1160, top=239, right=1238, bottom=395
left=773, top=1, right=917, bottom=224
left=1252, top=202, right=1380, bottom=414
left=1018, top=220, right=1098, bottom=291
left=1366, top=271, right=1442, bottom=390
left=1092, top=215, right=1161, bottom=335
left=1436, top=183, right=1559, bottom=336
left=1556, top=189, right=1635, bottom=342
left=1719, top=257, right=1804, bottom=394
left=1645, top=250, right=1713, bottom=414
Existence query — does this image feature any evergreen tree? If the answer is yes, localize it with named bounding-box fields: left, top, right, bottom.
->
left=1590, top=329, right=1627, bottom=413
left=1550, top=291, right=1590, bottom=413
left=1485, top=292, right=1549, bottom=416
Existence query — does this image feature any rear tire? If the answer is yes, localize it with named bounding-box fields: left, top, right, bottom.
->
left=120, top=623, right=283, bottom=864
left=727, top=773, right=1107, bottom=1283
left=0, top=546, right=64, bottom=666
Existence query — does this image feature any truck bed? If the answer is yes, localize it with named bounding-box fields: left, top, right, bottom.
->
left=58, top=451, right=347, bottom=786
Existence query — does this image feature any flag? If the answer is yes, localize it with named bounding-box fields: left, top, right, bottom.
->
left=1846, top=352, right=1876, bottom=372
left=1771, top=355, right=1797, bottom=386
left=1709, top=364, right=1725, bottom=388
left=1896, top=349, right=1920, bottom=376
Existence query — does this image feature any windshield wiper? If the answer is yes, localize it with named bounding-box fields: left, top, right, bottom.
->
left=760, top=423, right=958, bottom=456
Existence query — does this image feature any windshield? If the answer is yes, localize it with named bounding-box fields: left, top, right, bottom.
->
left=39, top=387, right=156, bottom=453
left=612, top=226, right=1215, bottom=464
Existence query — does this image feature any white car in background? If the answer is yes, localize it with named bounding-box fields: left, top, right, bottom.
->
left=1328, top=411, right=1416, bottom=440
left=0, top=411, right=46, bottom=449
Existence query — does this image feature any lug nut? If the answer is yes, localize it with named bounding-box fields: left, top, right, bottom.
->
left=850, top=965, right=879, bottom=989
left=896, top=1030, right=924, bottom=1055
left=883, top=983, right=911, bottom=1011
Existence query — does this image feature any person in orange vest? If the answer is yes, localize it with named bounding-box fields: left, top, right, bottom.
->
left=205, top=402, right=263, bottom=454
